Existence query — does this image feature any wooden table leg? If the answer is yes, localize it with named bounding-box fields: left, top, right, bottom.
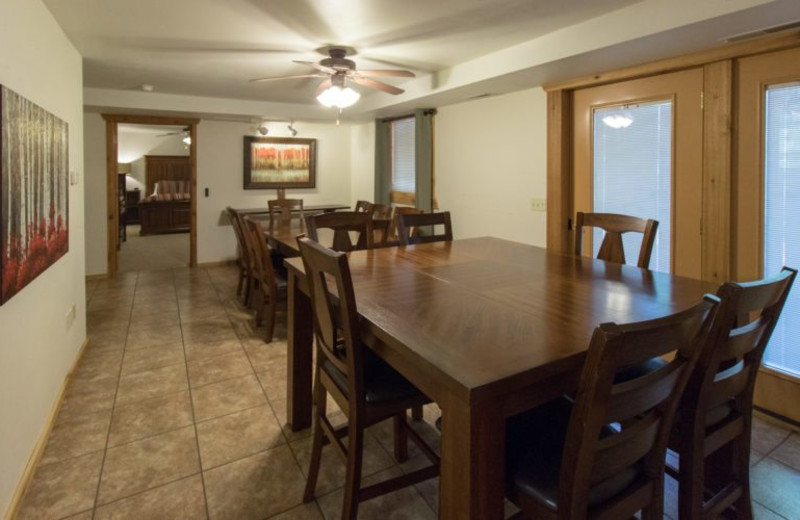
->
left=286, top=268, right=313, bottom=431
left=439, top=394, right=506, bottom=519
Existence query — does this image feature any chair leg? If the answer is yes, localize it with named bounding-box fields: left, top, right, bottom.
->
left=678, top=446, right=705, bottom=520
left=732, top=436, right=754, bottom=520
left=342, top=427, right=364, bottom=520
left=641, top=475, right=664, bottom=520
left=303, top=377, right=327, bottom=503
left=393, top=413, right=409, bottom=463
left=254, top=289, right=265, bottom=326
left=411, top=405, right=423, bottom=421
left=263, top=297, right=276, bottom=343
left=236, top=266, right=244, bottom=296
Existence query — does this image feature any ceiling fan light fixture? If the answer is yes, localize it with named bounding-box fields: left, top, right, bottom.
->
left=317, top=85, right=360, bottom=108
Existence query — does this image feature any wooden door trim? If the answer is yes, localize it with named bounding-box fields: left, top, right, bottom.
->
left=546, top=90, right=572, bottom=253
left=101, top=114, right=199, bottom=276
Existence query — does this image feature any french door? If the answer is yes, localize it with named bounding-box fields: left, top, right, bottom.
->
left=572, top=69, right=704, bottom=277
left=737, top=47, right=800, bottom=422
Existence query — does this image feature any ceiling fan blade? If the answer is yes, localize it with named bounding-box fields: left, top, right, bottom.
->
left=356, top=69, right=415, bottom=78
left=316, top=78, right=333, bottom=96
left=249, top=73, right=326, bottom=83
left=292, top=60, right=337, bottom=75
left=351, top=77, right=405, bottom=95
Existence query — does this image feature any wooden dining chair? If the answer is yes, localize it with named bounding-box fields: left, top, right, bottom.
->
left=382, top=207, right=423, bottom=246
left=666, top=267, right=796, bottom=520
left=304, top=211, right=375, bottom=252
left=353, top=200, right=371, bottom=213
left=397, top=211, right=453, bottom=245
left=242, top=217, right=287, bottom=342
left=574, top=212, right=659, bottom=269
left=297, top=237, right=440, bottom=520
left=504, top=295, right=719, bottom=520
left=226, top=207, right=254, bottom=303
left=268, top=198, right=304, bottom=221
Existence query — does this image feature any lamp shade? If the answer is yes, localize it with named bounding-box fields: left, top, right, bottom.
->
left=317, top=86, right=360, bottom=108
left=118, top=162, right=132, bottom=174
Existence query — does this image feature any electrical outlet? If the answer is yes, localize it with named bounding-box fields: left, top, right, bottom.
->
left=530, top=198, right=547, bottom=212
left=65, top=304, right=76, bottom=330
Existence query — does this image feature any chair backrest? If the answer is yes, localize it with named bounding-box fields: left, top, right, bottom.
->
left=305, top=211, right=374, bottom=252
left=226, top=207, right=250, bottom=267
left=680, top=267, right=796, bottom=439
left=354, top=200, right=371, bottom=213
left=367, top=203, right=393, bottom=219
left=397, top=211, right=453, bottom=245
left=558, top=295, right=719, bottom=518
left=574, top=212, right=659, bottom=269
left=243, top=216, right=279, bottom=289
left=385, top=207, right=424, bottom=244
left=297, top=236, right=365, bottom=403
left=268, top=198, right=304, bottom=221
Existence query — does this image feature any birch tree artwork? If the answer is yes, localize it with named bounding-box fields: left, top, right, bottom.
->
left=0, top=85, right=69, bottom=305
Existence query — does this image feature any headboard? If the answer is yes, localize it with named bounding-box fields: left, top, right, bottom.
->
left=145, top=155, right=191, bottom=197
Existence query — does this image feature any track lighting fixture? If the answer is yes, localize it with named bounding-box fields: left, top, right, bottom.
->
left=288, top=121, right=298, bottom=137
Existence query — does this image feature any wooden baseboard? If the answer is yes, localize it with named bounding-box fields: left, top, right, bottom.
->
left=3, top=337, right=90, bottom=520
left=196, top=260, right=236, bottom=268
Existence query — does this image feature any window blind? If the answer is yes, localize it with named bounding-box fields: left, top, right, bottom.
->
left=763, top=82, right=800, bottom=377
left=592, top=101, right=672, bottom=272
left=391, top=117, right=415, bottom=194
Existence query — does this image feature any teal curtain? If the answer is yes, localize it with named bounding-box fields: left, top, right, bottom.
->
left=374, top=119, right=391, bottom=205
left=414, top=109, right=435, bottom=212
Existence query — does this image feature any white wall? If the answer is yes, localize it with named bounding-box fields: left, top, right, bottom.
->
left=83, top=113, right=107, bottom=276
left=197, top=120, right=353, bottom=264
left=350, top=122, right=375, bottom=204
left=0, top=0, right=85, bottom=516
left=436, top=88, right=548, bottom=246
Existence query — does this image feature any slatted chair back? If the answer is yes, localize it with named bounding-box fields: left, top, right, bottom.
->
left=268, top=198, right=304, bottom=221
left=297, top=236, right=364, bottom=411
left=574, top=212, right=658, bottom=269
left=556, top=296, right=719, bottom=519
left=397, top=211, right=453, bottom=245
left=226, top=207, right=253, bottom=297
left=367, top=203, right=392, bottom=219
left=354, top=200, right=371, bottom=213
left=384, top=207, right=423, bottom=245
left=305, top=211, right=374, bottom=252
left=671, top=267, right=796, bottom=519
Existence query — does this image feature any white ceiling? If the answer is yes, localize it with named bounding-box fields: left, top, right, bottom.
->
left=43, top=0, right=800, bottom=120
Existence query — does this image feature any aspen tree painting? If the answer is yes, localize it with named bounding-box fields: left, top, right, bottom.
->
left=0, top=86, right=69, bottom=305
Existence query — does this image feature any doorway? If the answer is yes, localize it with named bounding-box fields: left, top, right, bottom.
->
left=572, top=68, right=704, bottom=277
left=102, top=114, right=199, bottom=276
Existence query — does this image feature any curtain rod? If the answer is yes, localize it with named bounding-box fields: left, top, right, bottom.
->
left=380, top=109, right=437, bottom=123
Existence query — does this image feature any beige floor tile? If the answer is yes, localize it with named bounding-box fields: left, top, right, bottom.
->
left=120, top=342, right=185, bottom=376
left=40, top=409, right=111, bottom=465
left=181, top=320, right=238, bottom=342
left=751, top=458, right=800, bottom=519
left=191, top=374, right=267, bottom=421
left=16, top=451, right=103, bottom=520
left=245, top=340, right=287, bottom=372
left=125, top=323, right=184, bottom=351
left=197, top=404, right=285, bottom=469
left=203, top=445, right=307, bottom=520
left=59, top=376, right=118, bottom=420
left=115, top=363, right=188, bottom=405
left=753, top=501, right=788, bottom=519
left=71, top=350, right=124, bottom=382
left=291, top=428, right=396, bottom=497
left=184, top=337, right=244, bottom=362
left=752, top=417, right=792, bottom=455
left=315, top=465, right=436, bottom=520
left=97, top=426, right=200, bottom=505
left=188, top=350, right=253, bottom=388
left=770, top=433, right=800, bottom=472
left=86, top=326, right=129, bottom=348
left=398, top=454, right=439, bottom=513
left=94, top=474, right=207, bottom=520
left=267, top=503, right=324, bottom=520
left=267, top=392, right=312, bottom=442
left=108, top=390, right=194, bottom=447
left=63, top=511, right=93, bottom=519
left=129, top=308, right=181, bottom=328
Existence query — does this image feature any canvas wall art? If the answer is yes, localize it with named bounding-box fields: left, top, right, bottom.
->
left=243, top=136, right=316, bottom=189
left=0, top=85, right=69, bottom=305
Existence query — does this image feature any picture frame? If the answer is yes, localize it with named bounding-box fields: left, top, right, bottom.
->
left=1, top=85, right=70, bottom=305
left=243, top=136, right=317, bottom=189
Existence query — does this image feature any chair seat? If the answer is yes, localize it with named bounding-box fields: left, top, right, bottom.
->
left=506, top=397, right=641, bottom=511
left=322, top=348, right=425, bottom=405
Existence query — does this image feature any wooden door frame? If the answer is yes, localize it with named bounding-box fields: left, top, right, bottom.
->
left=102, top=114, right=200, bottom=277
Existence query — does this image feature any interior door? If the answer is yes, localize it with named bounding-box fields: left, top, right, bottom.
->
left=737, top=47, right=800, bottom=422
left=572, top=69, right=704, bottom=278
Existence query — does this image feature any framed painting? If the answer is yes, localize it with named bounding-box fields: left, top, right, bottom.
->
left=0, top=85, right=69, bottom=305
left=243, top=136, right=316, bottom=189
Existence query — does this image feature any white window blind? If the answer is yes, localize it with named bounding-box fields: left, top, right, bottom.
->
left=391, top=117, right=415, bottom=194
left=592, top=101, right=672, bottom=272
left=763, top=82, right=800, bottom=378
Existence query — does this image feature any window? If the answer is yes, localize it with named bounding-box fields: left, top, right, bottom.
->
left=390, top=117, right=415, bottom=205
left=763, top=82, right=800, bottom=377
left=592, top=100, right=672, bottom=272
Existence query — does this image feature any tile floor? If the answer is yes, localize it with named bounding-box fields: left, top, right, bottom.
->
left=12, top=264, right=800, bottom=519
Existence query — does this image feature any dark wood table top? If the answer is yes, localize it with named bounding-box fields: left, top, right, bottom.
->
left=232, top=203, right=351, bottom=215
left=284, top=237, right=717, bottom=403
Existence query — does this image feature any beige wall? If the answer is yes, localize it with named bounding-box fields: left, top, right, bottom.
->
left=349, top=122, right=375, bottom=205
left=0, top=0, right=86, bottom=516
left=436, top=88, right=548, bottom=246
left=83, top=113, right=107, bottom=276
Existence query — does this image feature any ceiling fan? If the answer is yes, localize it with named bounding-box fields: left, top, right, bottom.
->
left=249, top=47, right=415, bottom=107
left=157, top=127, right=191, bottom=145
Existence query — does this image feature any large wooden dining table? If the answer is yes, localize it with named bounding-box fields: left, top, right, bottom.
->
left=266, top=219, right=716, bottom=519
